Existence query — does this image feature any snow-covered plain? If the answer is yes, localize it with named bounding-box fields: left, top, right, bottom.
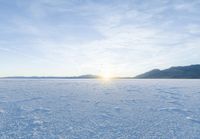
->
left=0, top=79, right=200, bottom=139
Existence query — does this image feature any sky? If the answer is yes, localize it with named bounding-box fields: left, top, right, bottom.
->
left=0, top=0, right=200, bottom=77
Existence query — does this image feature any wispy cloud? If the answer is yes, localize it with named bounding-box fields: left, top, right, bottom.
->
left=0, top=0, right=200, bottom=76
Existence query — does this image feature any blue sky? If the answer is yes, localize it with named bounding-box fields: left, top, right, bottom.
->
left=0, top=0, right=200, bottom=77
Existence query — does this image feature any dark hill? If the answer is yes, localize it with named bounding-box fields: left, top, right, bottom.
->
left=135, top=65, right=200, bottom=79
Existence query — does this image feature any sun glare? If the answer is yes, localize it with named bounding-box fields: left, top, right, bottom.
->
left=101, top=74, right=111, bottom=81
left=100, top=70, right=113, bottom=81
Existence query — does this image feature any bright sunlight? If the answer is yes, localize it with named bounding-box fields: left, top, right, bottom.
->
left=100, top=69, right=113, bottom=81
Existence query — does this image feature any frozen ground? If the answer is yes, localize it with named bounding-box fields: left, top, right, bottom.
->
left=0, top=79, right=200, bottom=139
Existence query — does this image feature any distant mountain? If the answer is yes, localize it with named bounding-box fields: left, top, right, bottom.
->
left=77, top=74, right=99, bottom=78
left=2, top=74, right=99, bottom=79
left=2, top=65, right=200, bottom=79
left=135, top=65, right=200, bottom=79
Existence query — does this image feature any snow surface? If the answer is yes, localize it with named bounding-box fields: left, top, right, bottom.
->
left=0, top=79, right=200, bottom=139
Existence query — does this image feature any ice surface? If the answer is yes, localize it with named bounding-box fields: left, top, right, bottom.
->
left=0, top=79, right=200, bottom=138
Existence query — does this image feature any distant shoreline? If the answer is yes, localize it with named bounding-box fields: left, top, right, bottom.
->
left=1, top=77, right=200, bottom=79
left=1, top=64, right=200, bottom=79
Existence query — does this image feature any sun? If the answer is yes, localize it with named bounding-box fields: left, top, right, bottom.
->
left=100, top=70, right=113, bottom=81
left=99, top=64, right=115, bottom=81
left=101, top=73, right=111, bottom=81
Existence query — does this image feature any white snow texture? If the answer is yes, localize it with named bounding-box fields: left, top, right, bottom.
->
left=0, top=79, right=200, bottom=139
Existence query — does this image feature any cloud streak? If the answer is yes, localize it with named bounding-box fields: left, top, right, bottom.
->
left=0, top=0, right=200, bottom=76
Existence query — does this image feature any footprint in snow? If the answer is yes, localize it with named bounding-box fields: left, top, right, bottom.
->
left=127, top=89, right=139, bottom=92
left=99, top=113, right=112, bottom=119
left=186, top=116, right=200, bottom=124
left=168, top=101, right=183, bottom=106
left=159, top=107, right=190, bottom=115
left=121, top=99, right=136, bottom=105
left=81, top=100, right=90, bottom=103
left=114, top=107, right=121, bottom=112
left=94, top=101, right=100, bottom=106
left=31, top=107, right=51, bottom=113
left=16, top=97, right=42, bottom=103
left=104, top=92, right=110, bottom=95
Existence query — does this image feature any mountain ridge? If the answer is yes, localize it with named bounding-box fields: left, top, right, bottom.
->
left=135, top=64, right=200, bottom=79
left=0, top=74, right=99, bottom=79
left=1, top=64, right=200, bottom=79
